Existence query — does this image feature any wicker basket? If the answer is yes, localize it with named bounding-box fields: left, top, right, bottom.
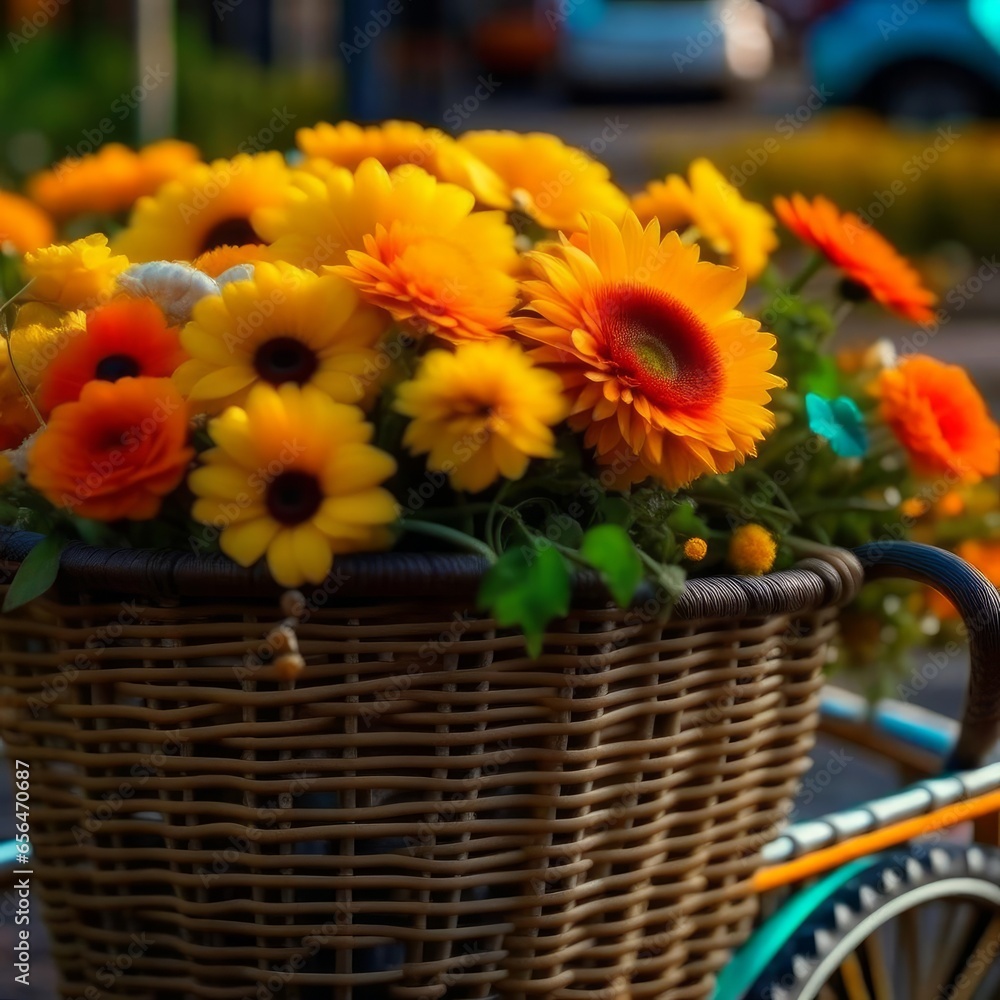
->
left=0, top=529, right=862, bottom=1000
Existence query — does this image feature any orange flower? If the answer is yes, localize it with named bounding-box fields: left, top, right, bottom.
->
left=27, top=140, right=199, bottom=221
left=774, top=193, right=936, bottom=323
left=516, top=211, right=782, bottom=490
left=877, top=355, right=999, bottom=484
left=39, top=298, right=187, bottom=413
left=27, top=377, right=193, bottom=521
left=192, top=243, right=270, bottom=278
left=0, top=191, right=55, bottom=254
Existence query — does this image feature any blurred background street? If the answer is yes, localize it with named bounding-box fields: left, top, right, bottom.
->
left=2, top=0, right=1000, bottom=996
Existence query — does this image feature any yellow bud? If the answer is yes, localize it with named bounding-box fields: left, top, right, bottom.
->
left=683, top=537, right=708, bottom=561
left=728, top=524, right=776, bottom=576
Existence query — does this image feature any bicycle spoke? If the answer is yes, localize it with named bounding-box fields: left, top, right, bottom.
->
left=860, top=927, right=894, bottom=1000
left=897, top=906, right=922, bottom=996
left=919, top=902, right=977, bottom=1000
left=839, top=951, right=873, bottom=1000
left=943, top=912, right=1000, bottom=1000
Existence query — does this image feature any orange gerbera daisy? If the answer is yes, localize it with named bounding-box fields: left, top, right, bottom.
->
left=256, top=158, right=518, bottom=342
left=27, top=377, right=193, bottom=521
left=877, top=354, right=999, bottom=484
left=515, top=211, right=783, bottom=490
left=39, top=297, right=186, bottom=413
left=27, top=141, right=199, bottom=221
left=774, top=193, right=936, bottom=323
left=0, top=191, right=55, bottom=254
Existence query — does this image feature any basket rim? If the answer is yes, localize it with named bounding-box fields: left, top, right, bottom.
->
left=0, top=526, right=862, bottom=618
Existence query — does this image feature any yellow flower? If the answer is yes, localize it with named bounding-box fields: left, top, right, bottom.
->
left=457, top=130, right=629, bottom=231
left=516, top=211, right=783, bottom=490
left=394, top=339, right=568, bottom=493
left=0, top=310, right=84, bottom=448
left=633, top=159, right=777, bottom=279
left=113, top=152, right=292, bottom=263
left=256, top=158, right=519, bottom=342
left=21, top=235, right=128, bottom=310
left=728, top=524, right=776, bottom=575
left=174, top=262, right=387, bottom=414
left=0, top=190, right=55, bottom=254
left=683, top=537, right=708, bottom=561
left=190, top=383, right=398, bottom=587
left=296, top=120, right=508, bottom=206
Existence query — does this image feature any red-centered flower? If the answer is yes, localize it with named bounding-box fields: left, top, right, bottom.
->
left=40, top=297, right=187, bottom=413
left=515, top=211, right=783, bottom=490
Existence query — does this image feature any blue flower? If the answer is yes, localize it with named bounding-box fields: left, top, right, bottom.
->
left=805, top=392, right=868, bottom=458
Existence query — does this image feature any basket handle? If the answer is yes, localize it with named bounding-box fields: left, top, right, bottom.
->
left=853, top=541, right=1000, bottom=769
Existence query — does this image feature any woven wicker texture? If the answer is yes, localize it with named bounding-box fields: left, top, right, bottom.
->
left=0, top=541, right=862, bottom=1000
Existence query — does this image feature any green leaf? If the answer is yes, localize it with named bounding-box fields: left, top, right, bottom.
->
left=666, top=502, right=710, bottom=538
left=3, top=535, right=64, bottom=612
left=544, top=513, right=583, bottom=549
left=477, top=545, right=571, bottom=658
left=579, top=524, right=643, bottom=608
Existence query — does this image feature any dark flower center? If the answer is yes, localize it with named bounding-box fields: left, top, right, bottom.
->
left=199, top=216, right=259, bottom=255
left=838, top=277, right=871, bottom=304
left=597, top=282, right=725, bottom=410
left=94, top=354, right=141, bottom=382
left=254, top=336, right=319, bottom=386
left=266, top=471, right=323, bottom=526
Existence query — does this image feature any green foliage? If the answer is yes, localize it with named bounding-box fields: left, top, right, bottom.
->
left=0, top=18, right=340, bottom=183
left=478, top=546, right=571, bottom=657
left=3, top=534, right=63, bottom=612
left=579, top=524, right=643, bottom=608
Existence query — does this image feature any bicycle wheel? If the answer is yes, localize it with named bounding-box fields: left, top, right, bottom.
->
left=745, top=844, right=1000, bottom=1000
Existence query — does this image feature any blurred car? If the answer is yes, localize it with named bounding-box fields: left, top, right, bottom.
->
left=553, top=0, right=774, bottom=95
left=802, top=0, right=1000, bottom=119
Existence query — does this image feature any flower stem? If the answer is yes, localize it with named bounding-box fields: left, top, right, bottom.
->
left=399, top=519, right=496, bottom=562
left=788, top=252, right=825, bottom=296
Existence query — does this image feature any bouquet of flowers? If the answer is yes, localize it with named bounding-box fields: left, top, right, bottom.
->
left=1, top=122, right=997, bottom=671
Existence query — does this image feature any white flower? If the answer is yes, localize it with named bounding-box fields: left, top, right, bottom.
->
left=116, top=261, right=219, bottom=326
left=216, top=264, right=256, bottom=287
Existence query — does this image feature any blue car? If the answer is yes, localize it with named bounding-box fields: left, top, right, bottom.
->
left=554, top=0, right=775, bottom=94
left=804, top=0, right=1000, bottom=118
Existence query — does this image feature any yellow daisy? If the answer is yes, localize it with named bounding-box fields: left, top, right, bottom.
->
left=21, top=235, right=129, bottom=311
left=174, top=261, right=388, bottom=414
left=633, top=159, right=777, bottom=279
left=456, top=130, right=629, bottom=231
left=515, top=211, right=783, bottom=491
left=189, top=383, right=398, bottom=587
left=112, top=152, right=292, bottom=263
left=256, top=158, right=519, bottom=342
left=0, top=309, right=84, bottom=449
left=394, top=339, right=568, bottom=493
left=296, top=119, right=508, bottom=207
